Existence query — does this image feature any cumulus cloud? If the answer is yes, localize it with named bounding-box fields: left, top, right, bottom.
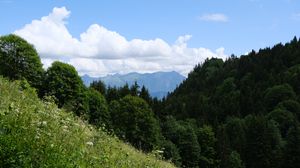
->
left=15, top=7, right=227, bottom=77
left=198, top=13, right=229, bottom=22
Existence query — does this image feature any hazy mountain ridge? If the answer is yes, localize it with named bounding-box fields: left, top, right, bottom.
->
left=82, top=71, right=186, bottom=98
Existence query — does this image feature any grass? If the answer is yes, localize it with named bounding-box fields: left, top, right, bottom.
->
left=0, top=77, right=175, bottom=168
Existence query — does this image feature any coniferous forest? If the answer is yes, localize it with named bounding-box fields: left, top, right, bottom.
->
left=1, top=34, right=300, bottom=168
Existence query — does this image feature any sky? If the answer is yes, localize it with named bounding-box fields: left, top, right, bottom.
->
left=0, top=0, right=300, bottom=77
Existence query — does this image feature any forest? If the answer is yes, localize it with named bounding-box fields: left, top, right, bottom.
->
left=1, top=34, right=300, bottom=168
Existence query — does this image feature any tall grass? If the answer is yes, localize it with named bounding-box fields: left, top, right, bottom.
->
left=0, top=78, right=175, bottom=168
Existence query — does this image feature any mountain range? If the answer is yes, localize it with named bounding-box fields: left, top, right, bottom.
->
left=81, top=71, right=186, bottom=99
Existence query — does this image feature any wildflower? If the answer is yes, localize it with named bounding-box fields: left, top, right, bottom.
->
left=86, top=141, right=94, bottom=146
left=62, top=125, right=69, bottom=132
left=156, top=150, right=164, bottom=154
left=37, top=121, right=47, bottom=127
left=42, top=121, right=47, bottom=126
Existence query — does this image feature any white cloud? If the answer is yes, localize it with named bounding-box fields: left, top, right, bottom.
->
left=198, top=13, right=229, bottom=22
left=15, top=7, right=228, bottom=77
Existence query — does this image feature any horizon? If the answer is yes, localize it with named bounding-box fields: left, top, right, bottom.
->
left=1, top=0, right=299, bottom=77
left=81, top=70, right=184, bottom=78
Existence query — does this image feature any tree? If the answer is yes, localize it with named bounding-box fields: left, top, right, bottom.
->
left=283, top=64, right=300, bottom=95
left=162, top=117, right=201, bottom=167
left=130, top=81, right=139, bottom=96
left=157, top=37, right=300, bottom=168
left=264, top=84, right=296, bottom=111
left=110, top=95, right=162, bottom=151
left=161, top=140, right=182, bottom=167
left=119, top=83, right=131, bottom=97
left=224, top=118, right=246, bottom=159
left=177, top=122, right=201, bottom=167
left=217, top=124, right=231, bottom=168
left=227, top=151, right=245, bottom=168
left=239, top=73, right=256, bottom=116
left=283, top=123, right=300, bottom=168
left=87, top=88, right=110, bottom=128
left=90, top=80, right=106, bottom=95
left=139, top=85, right=152, bottom=104
left=276, top=100, right=300, bottom=120
left=197, top=125, right=219, bottom=167
left=214, top=77, right=241, bottom=119
left=106, top=86, right=120, bottom=102
left=161, top=116, right=181, bottom=144
left=267, top=108, right=295, bottom=137
left=0, top=34, right=44, bottom=90
left=244, top=115, right=282, bottom=168
left=43, top=61, right=88, bottom=116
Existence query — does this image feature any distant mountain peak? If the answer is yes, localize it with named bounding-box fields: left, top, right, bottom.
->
left=81, top=71, right=185, bottom=99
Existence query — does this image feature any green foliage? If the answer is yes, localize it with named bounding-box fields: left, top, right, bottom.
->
left=87, top=88, right=110, bottom=128
left=244, top=115, right=282, bottom=168
left=106, top=86, right=121, bottom=102
left=161, top=116, right=182, bottom=143
left=177, top=123, right=200, bottom=167
left=110, top=95, right=162, bottom=152
left=0, top=77, right=175, bottom=168
left=214, top=77, right=241, bottom=118
left=90, top=80, right=106, bottom=95
left=139, top=85, right=152, bottom=104
left=162, top=117, right=201, bottom=167
left=276, top=100, right=300, bottom=120
left=284, top=64, right=300, bottom=95
left=267, top=108, right=295, bottom=137
left=130, top=81, right=140, bottom=96
left=283, top=123, right=300, bottom=168
left=216, top=124, right=231, bottom=168
left=161, top=37, right=300, bottom=167
left=224, top=118, right=246, bottom=158
left=43, top=61, right=88, bottom=116
left=264, top=84, right=296, bottom=110
left=161, top=140, right=182, bottom=167
left=197, top=125, right=219, bottom=168
left=227, top=151, right=245, bottom=168
left=119, top=83, right=131, bottom=97
left=0, top=34, right=44, bottom=89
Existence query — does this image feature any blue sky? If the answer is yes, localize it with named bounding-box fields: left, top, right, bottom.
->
left=1, top=0, right=300, bottom=76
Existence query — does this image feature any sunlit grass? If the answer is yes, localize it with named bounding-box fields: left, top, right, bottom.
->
left=0, top=77, right=175, bottom=167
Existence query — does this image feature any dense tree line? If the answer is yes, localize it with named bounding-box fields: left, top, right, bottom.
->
left=159, top=37, right=300, bottom=167
left=1, top=34, right=300, bottom=167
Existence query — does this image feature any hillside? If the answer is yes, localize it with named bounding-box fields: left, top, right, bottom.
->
left=0, top=77, right=175, bottom=168
left=165, top=37, right=300, bottom=121
left=81, top=71, right=186, bottom=99
left=157, top=37, right=300, bottom=167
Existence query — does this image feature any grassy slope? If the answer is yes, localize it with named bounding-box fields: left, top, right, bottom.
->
left=0, top=78, right=175, bottom=168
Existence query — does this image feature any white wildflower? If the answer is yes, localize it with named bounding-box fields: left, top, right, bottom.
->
left=86, top=141, right=94, bottom=146
left=156, top=150, right=164, bottom=154
left=42, top=121, right=47, bottom=126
